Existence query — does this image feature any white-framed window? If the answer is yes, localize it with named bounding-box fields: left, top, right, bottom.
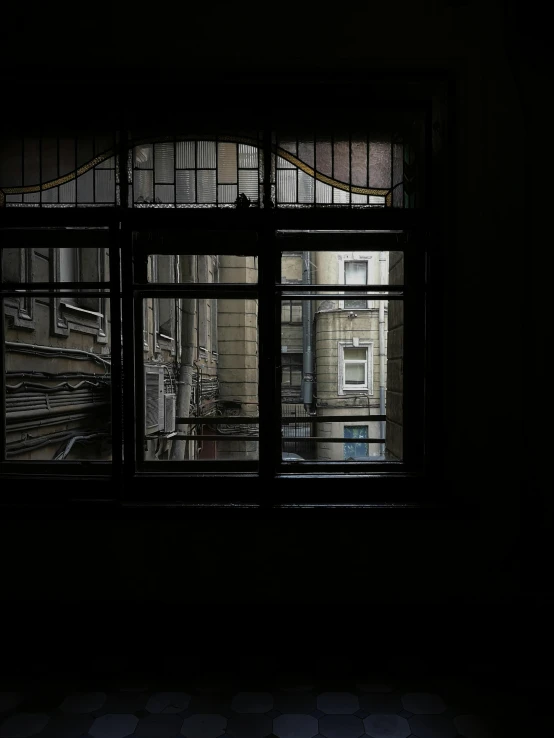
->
left=55, top=246, right=108, bottom=343
left=338, top=254, right=373, bottom=309
left=344, top=260, right=368, bottom=309
left=197, top=255, right=209, bottom=355
left=338, top=340, right=373, bottom=394
left=58, top=247, right=105, bottom=315
left=152, top=255, right=176, bottom=354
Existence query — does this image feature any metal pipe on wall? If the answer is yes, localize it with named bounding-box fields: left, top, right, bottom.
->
left=170, top=254, right=197, bottom=460
left=302, top=250, right=314, bottom=410
left=379, top=251, right=387, bottom=455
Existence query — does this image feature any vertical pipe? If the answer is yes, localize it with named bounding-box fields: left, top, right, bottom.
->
left=302, top=250, right=313, bottom=409
left=379, top=251, right=387, bottom=454
left=170, top=254, right=197, bottom=460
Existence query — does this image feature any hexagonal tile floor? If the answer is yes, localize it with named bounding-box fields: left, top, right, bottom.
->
left=0, top=682, right=506, bottom=738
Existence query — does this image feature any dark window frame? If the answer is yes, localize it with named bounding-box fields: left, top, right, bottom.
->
left=0, top=73, right=450, bottom=512
left=1, top=212, right=428, bottom=502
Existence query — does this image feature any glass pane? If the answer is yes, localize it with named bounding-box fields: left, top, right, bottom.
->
left=238, top=170, right=259, bottom=202
left=218, top=184, right=237, bottom=203
left=59, top=248, right=76, bottom=282
left=272, top=128, right=423, bottom=208
left=1, top=132, right=118, bottom=207
left=346, top=256, right=369, bottom=305
left=345, top=363, right=366, bottom=383
left=134, top=170, right=154, bottom=203
left=24, top=137, right=40, bottom=187
left=42, top=186, right=58, bottom=204
left=298, top=138, right=314, bottom=168
left=95, top=155, right=115, bottom=170
left=281, top=300, right=302, bottom=324
left=316, top=180, right=332, bottom=203
left=280, top=247, right=404, bottom=288
left=134, top=144, right=153, bottom=169
left=277, top=170, right=297, bottom=202
left=124, top=136, right=261, bottom=207
left=41, top=137, right=58, bottom=182
left=280, top=297, right=403, bottom=462
left=351, top=138, right=368, bottom=187
left=4, top=297, right=112, bottom=461
left=276, top=154, right=295, bottom=170
left=176, top=170, right=195, bottom=203
left=217, top=142, right=237, bottom=184
left=344, top=299, right=368, bottom=309
left=145, top=253, right=258, bottom=284
left=368, top=140, right=391, bottom=188
left=344, top=348, right=366, bottom=361
left=155, top=184, right=174, bottom=204
left=333, top=140, right=349, bottom=183
left=238, top=144, right=258, bottom=168
left=197, top=170, right=217, bottom=202
left=154, top=142, right=175, bottom=184
left=142, top=297, right=259, bottom=462
left=95, top=170, right=115, bottom=203
left=298, top=170, right=314, bottom=203
left=197, top=141, right=216, bottom=168
left=393, top=142, right=404, bottom=207
left=176, top=141, right=195, bottom=169
left=1, top=228, right=111, bottom=282
left=77, top=169, right=94, bottom=203
left=59, top=180, right=76, bottom=203
left=344, top=425, right=369, bottom=459
left=345, top=261, right=368, bottom=285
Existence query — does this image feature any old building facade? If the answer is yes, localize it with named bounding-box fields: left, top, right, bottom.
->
left=281, top=248, right=403, bottom=461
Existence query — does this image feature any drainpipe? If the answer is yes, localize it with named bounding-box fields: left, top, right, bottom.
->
left=302, top=250, right=314, bottom=410
left=170, top=254, right=197, bottom=460
left=379, top=251, right=387, bottom=455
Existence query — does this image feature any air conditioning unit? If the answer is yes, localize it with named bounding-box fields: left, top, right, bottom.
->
left=164, top=393, right=176, bottom=433
left=144, top=367, right=176, bottom=435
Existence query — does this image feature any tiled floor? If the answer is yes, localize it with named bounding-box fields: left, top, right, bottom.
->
left=0, top=678, right=519, bottom=738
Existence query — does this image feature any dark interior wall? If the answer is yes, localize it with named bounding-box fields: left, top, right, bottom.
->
left=1, top=1, right=551, bottom=679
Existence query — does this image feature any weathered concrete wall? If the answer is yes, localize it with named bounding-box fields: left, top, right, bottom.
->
left=4, top=247, right=111, bottom=461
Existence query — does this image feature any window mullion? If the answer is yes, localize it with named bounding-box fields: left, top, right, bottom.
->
left=121, top=219, right=136, bottom=486
left=258, top=223, right=279, bottom=499
left=402, top=238, right=425, bottom=472
left=108, top=224, right=123, bottom=482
